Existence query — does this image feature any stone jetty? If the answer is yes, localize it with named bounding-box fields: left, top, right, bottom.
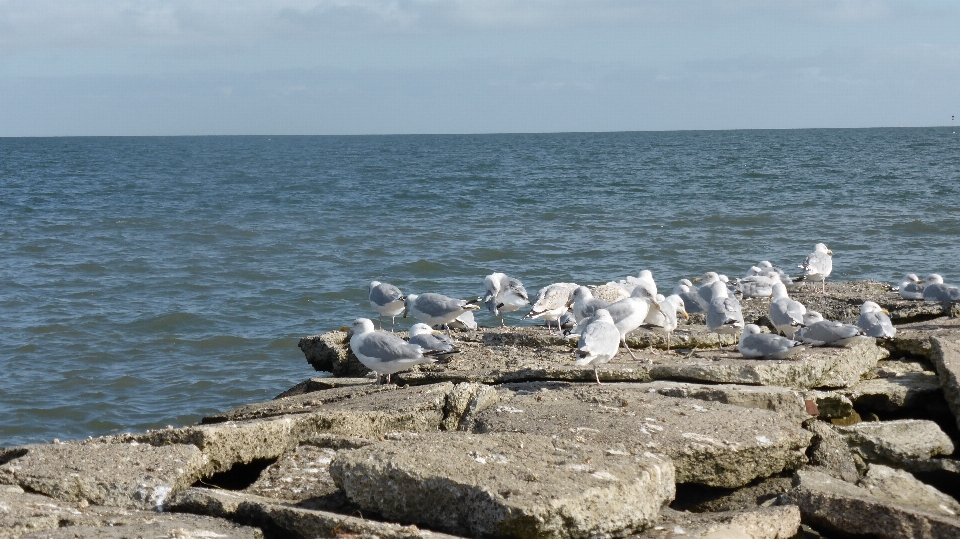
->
left=2, top=281, right=960, bottom=538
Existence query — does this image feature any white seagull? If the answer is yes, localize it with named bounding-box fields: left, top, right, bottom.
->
left=799, top=243, right=833, bottom=294
left=349, top=318, right=442, bottom=385
left=368, top=281, right=405, bottom=331
left=483, top=272, right=530, bottom=327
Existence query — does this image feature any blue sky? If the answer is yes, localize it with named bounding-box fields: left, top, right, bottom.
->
left=1, top=0, right=958, bottom=135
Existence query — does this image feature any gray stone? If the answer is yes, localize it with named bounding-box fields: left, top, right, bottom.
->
left=784, top=468, right=960, bottom=539
left=635, top=381, right=811, bottom=425
left=671, top=477, right=795, bottom=514
left=274, top=376, right=374, bottom=398
left=299, top=330, right=369, bottom=376
left=128, top=383, right=455, bottom=475
left=169, top=487, right=464, bottom=539
left=635, top=506, right=801, bottom=539
left=805, top=421, right=862, bottom=483
left=203, top=382, right=396, bottom=423
left=839, top=371, right=943, bottom=412
left=389, top=334, right=886, bottom=389
left=0, top=441, right=205, bottom=510
left=803, top=391, right=853, bottom=419
left=860, top=464, right=960, bottom=518
left=330, top=432, right=676, bottom=539
left=466, top=382, right=811, bottom=488
left=932, top=335, right=960, bottom=431
left=836, top=419, right=955, bottom=465
left=0, top=485, right=262, bottom=539
left=888, top=318, right=960, bottom=358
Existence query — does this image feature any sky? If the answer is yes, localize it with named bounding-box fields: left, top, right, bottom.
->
left=1, top=0, right=958, bottom=136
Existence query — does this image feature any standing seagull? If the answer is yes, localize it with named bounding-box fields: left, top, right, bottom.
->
left=768, top=282, right=806, bottom=339
left=799, top=243, right=833, bottom=294
left=522, top=282, right=578, bottom=334
left=368, top=281, right=405, bottom=331
left=574, top=309, right=621, bottom=385
left=673, top=279, right=705, bottom=313
left=640, top=294, right=689, bottom=352
left=705, top=281, right=745, bottom=350
left=403, top=293, right=480, bottom=333
left=568, top=286, right=612, bottom=323
left=349, top=318, right=441, bottom=385
left=857, top=301, right=896, bottom=339
left=483, top=272, right=530, bottom=327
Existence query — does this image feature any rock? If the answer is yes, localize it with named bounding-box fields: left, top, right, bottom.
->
left=671, top=477, right=795, bottom=513
left=0, top=441, right=205, bottom=510
left=888, top=317, right=960, bottom=358
left=932, top=335, right=960, bottom=431
left=837, top=370, right=943, bottom=412
left=804, top=391, right=853, bottom=419
left=274, top=376, right=373, bottom=398
left=636, top=381, right=812, bottom=425
left=0, top=485, right=263, bottom=539
left=784, top=468, right=960, bottom=539
left=442, top=382, right=499, bottom=431
left=329, top=431, right=676, bottom=539
left=202, top=382, right=395, bottom=423
left=169, top=487, right=463, bottom=539
left=466, top=382, right=811, bottom=488
left=389, top=334, right=886, bottom=389
left=860, top=464, right=960, bottom=517
left=635, top=506, right=801, bottom=539
left=129, top=383, right=455, bottom=475
left=836, top=419, right=955, bottom=465
left=805, top=421, right=862, bottom=483
left=299, top=330, right=368, bottom=376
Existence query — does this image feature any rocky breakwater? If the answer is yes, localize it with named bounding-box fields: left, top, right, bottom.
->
left=2, top=282, right=959, bottom=538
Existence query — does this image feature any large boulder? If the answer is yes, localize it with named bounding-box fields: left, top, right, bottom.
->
left=463, top=382, right=811, bottom=488
left=932, top=335, right=960, bottom=431
left=636, top=506, right=801, bottom=539
left=0, top=485, right=262, bottom=539
left=0, top=441, right=206, bottom=510
left=835, top=419, right=955, bottom=466
left=329, top=432, right=676, bottom=539
left=784, top=468, right=960, bottom=539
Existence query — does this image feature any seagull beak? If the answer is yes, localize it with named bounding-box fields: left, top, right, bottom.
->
left=881, top=309, right=890, bottom=315
left=339, top=326, right=349, bottom=332
left=693, top=277, right=702, bottom=283
left=827, top=249, right=834, bottom=255
left=402, top=309, right=408, bottom=319
left=681, top=310, right=689, bottom=320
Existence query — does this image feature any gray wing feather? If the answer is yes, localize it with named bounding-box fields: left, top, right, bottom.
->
left=507, top=278, right=529, bottom=301
left=370, top=283, right=403, bottom=306
left=357, top=333, right=424, bottom=361
left=418, top=293, right=467, bottom=317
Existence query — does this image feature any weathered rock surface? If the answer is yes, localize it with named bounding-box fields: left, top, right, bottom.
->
left=805, top=421, right=863, bottom=482
left=463, top=382, right=811, bottom=488
left=838, top=369, right=943, bottom=412
left=0, top=485, right=262, bottom=539
left=887, top=317, right=960, bottom=358
left=784, top=468, right=960, bottom=539
left=274, top=376, right=373, bottom=398
left=636, top=506, right=801, bottom=539
left=671, top=477, right=795, bottom=514
left=0, top=441, right=206, bottom=510
left=835, top=419, right=955, bottom=465
left=860, top=464, right=960, bottom=517
left=170, top=487, right=464, bottom=539
left=202, top=382, right=396, bottom=423
left=932, top=335, right=960, bottom=431
left=330, top=432, right=676, bottom=539
left=641, top=381, right=811, bottom=425
left=299, top=330, right=368, bottom=376
left=388, top=335, right=886, bottom=389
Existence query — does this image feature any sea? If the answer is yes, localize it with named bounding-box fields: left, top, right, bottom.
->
left=2, top=128, right=959, bottom=447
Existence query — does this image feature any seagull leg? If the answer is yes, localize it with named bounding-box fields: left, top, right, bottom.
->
left=623, top=339, right=641, bottom=361
left=378, top=315, right=383, bottom=330
left=386, top=373, right=391, bottom=385
left=594, top=367, right=603, bottom=385
left=717, top=333, right=723, bottom=351
left=667, top=332, right=672, bottom=352
left=390, top=316, right=396, bottom=333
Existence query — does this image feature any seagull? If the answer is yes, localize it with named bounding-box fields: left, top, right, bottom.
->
left=898, top=274, right=925, bottom=300
left=403, top=293, right=480, bottom=333
left=447, top=310, right=478, bottom=330
left=572, top=295, right=659, bottom=360
left=796, top=317, right=865, bottom=347
left=349, top=318, right=442, bottom=385
left=568, top=286, right=612, bottom=323
left=695, top=272, right=723, bottom=305
left=574, top=309, right=621, bottom=385
left=705, top=281, right=745, bottom=350
left=522, top=282, right=578, bottom=334
left=368, top=281, right=405, bottom=331
left=738, top=324, right=806, bottom=360
left=798, top=243, right=833, bottom=294
left=619, top=269, right=658, bottom=299
left=673, top=279, right=705, bottom=313
left=922, top=274, right=960, bottom=302
left=408, top=323, right=460, bottom=359
left=737, top=269, right=781, bottom=298
left=768, top=282, right=806, bottom=339
left=803, top=311, right=824, bottom=326
left=483, top=272, right=530, bottom=327
left=590, top=282, right=631, bottom=303
left=640, top=294, right=689, bottom=352
left=758, top=261, right=795, bottom=289
left=857, top=301, right=896, bottom=339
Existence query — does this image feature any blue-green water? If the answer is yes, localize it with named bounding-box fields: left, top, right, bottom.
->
left=2, top=129, right=959, bottom=446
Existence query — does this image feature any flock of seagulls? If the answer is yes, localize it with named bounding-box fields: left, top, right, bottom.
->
left=351, top=243, right=958, bottom=385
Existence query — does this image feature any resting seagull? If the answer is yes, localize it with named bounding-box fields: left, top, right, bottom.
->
left=857, top=301, right=896, bottom=339
left=408, top=323, right=459, bottom=360
left=404, top=293, right=480, bottom=333
left=483, top=272, right=530, bottom=327
left=922, top=274, right=960, bottom=302
left=738, top=324, right=805, bottom=360
left=799, top=243, right=833, bottom=294
left=705, top=281, right=745, bottom=350
left=898, top=274, right=925, bottom=300
left=349, top=318, right=442, bottom=385
left=368, top=281, right=405, bottom=331
left=673, top=279, right=705, bottom=313
left=797, top=317, right=865, bottom=347
left=574, top=309, right=621, bottom=385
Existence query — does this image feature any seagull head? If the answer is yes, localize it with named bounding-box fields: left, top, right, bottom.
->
left=350, top=318, right=376, bottom=336
left=403, top=294, right=419, bottom=318
left=409, top=323, right=435, bottom=337
left=926, top=274, right=944, bottom=285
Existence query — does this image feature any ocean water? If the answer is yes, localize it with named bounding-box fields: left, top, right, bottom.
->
left=1, top=128, right=959, bottom=447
